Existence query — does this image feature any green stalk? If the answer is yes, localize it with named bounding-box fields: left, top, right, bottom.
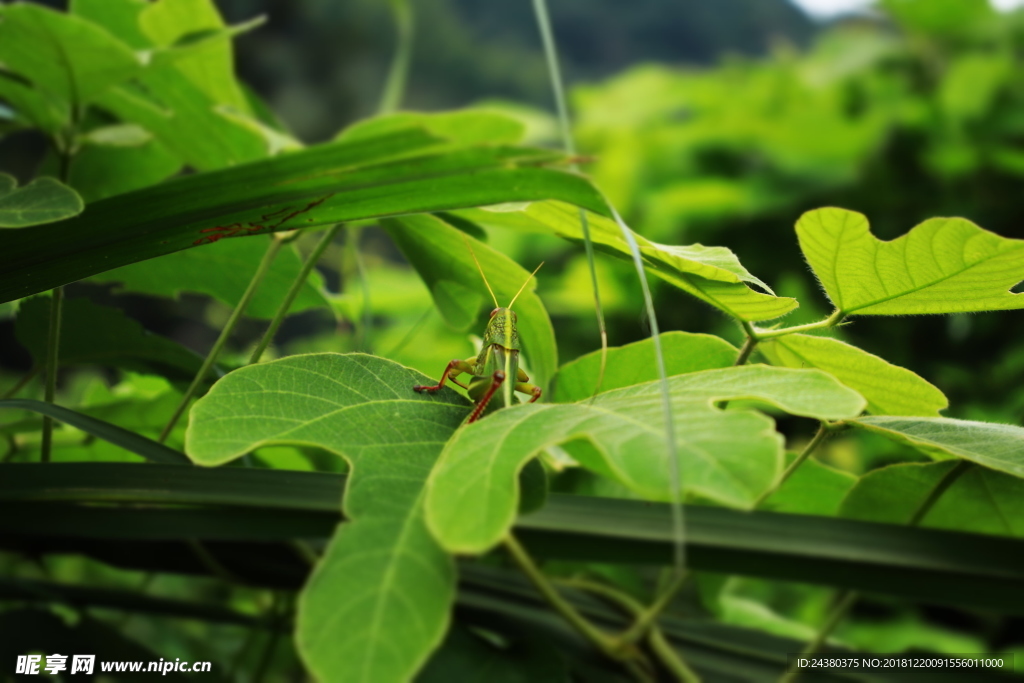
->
left=779, top=459, right=974, bottom=683
left=750, top=310, right=846, bottom=341
left=159, top=238, right=284, bottom=442
left=40, top=288, right=63, bottom=463
left=249, top=226, right=342, bottom=364
left=378, top=0, right=413, bottom=115
left=753, top=423, right=831, bottom=508
left=531, top=0, right=609, bottom=400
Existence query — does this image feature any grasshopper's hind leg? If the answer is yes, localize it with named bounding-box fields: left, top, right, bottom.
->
left=468, top=371, right=506, bottom=423
left=414, top=357, right=475, bottom=394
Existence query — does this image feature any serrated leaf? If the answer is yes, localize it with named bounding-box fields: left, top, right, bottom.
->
left=552, top=331, right=737, bottom=403
left=759, top=333, right=948, bottom=416
left=796, top=207, right=1024, bottom=315
left=851, top=416, right=1024, bottom=479
left=14, top=297, right=203, bottom=384
left=0, top=174, right=84, bottom=228
left=426, top=365, right=866, bottom=554
left=186, top=353, right=472, bottom=683
left=0, top=127, right=603, bottom=304
left=383, top=213, right=557, bottom=389
left=0, top=4, right=141, bottom=106
left=91, top=236, right=329, bottom=319
left=459, top=201, right=797, bottom=322
left=841, top=461, right=1024, bottom=537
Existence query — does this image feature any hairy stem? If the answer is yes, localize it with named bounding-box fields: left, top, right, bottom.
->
left=751, top=309, right=846, bottom=341
left=249, top=227, right=341, bottom=364
left=40, top=287, right=63, bottom=463
left=159, top=238, right=284, bottom=442
left=734, top=326, right=759, bottom=366
left=779, top=459, right=973, bottom=683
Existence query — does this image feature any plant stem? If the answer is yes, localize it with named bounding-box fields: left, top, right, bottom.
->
left=3, top=367, right=39, bottom=400
left=734, top=323, right=759, bottom=366
left=40, top=287, right=63, bottom=463
left=616, top=569, right=687, bottom=647
left=159, top=238, right=284, bottom=442
left=503, top=534, right=618, bottom=655
left=778, top=459, right=973, bottom=683
left=532, top=0, right=610, bottom=402
left=249, top=227, right=341, bottom=364
left=378, top=0, right=413, bottom=114
left=753, top=423, right=831, bottom=508
left=750, top=309, right=845, bottom=341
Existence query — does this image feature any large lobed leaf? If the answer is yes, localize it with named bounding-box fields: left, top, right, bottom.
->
left=759, top=333, right=947, bottom=416
left=186, top=353, right=471, bottom=683
left=426, top=365, right=866, bottom=554
left=797, top=207, right=1024, bottom=315
left=0, top=127, right=604, bottom=305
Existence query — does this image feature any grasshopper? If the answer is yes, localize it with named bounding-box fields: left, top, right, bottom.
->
left=413, top=240, right=543, bottom=423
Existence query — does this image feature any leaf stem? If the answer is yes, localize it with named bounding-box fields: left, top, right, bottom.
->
left=750, top=309, right=845, bottom=341
left=734, top=322, right=759, bottom=366
left=40, top=287, right=63, bottom=463
left=778, top=458, right=973, bottom=683
left=3, top=367, right=39, bottom=400
left=503, top=534, right=619, bottom=656
left=249, top=227, right=341, bottom=364
left=753, top=422, right=832, bottom=508
left=159, top=238, right=284, bottom=442
left=615, top=569, right=687, bottom=647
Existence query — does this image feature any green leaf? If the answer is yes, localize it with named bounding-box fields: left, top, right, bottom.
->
left=70, top=0, right=150, bottom=50
left=138, top=0, right=253, bottom=114
left=552, top=331, right=737, bottom=403
left=82, top=122, right=152, bottom=147
left=0, top=70, right=69, bottom=134
left=14, top=297, right=203, bottom=383
left=850, top=416, right=1024, bottom=479
left=841, top=461, right=1024, bottom=537
left=759, top=333, right=948, bottom=416
left=91, top=236, right=329, bottom=319
left=0, top=398, right=189, bottom=464
left=339, top=109, right=526, bottom=146
left=383, top=213, right=557, bottom=389
left=0, top=4, right=141, bottom=106
left=459, top=201, right=798, bottom=322
left=0, top=128, right=604, bottom=305
left=760, top=455, right=857, bottom=516
left=186, top=353, right=471, bottom=683
left=426, top=365, right=866, bottom=554
left=796, top=207, right=1024, bottom=315
left=0, top=174, right=83, bottom=228
left=61, top=136, right=181, bottom=202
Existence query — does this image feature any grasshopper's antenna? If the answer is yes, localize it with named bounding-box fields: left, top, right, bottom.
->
left=461, top=233, right=500, bottom=309
left=508, top=262, right=544, bottom=311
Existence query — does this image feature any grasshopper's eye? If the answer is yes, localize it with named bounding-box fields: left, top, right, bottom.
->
left=490, top=308, right=500, bottom=318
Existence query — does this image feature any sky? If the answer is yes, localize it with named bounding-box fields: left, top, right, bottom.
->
left=791, top=0, right=1024, bottom=18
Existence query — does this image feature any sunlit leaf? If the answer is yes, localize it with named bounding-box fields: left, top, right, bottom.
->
left=851, top=416, right=1024, bottom=479
left=552, top=331, right=737, bottom=403
left=796, top=207, right=1024, bottom=315
left=339, top=109, right=526, bottom=146
left=759, top=333, right=948, bottom=416
left=0, top=3, right=141, bottom=106
left=426, top=365, right=866, bottom=554
left=186, top=353, right=471, bottom=683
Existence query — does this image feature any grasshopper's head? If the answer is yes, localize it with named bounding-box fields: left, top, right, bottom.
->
left=484, top=307, right=520, bottom=350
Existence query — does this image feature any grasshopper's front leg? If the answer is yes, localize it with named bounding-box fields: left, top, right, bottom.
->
left=413, top=356, right=476, bottom=394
